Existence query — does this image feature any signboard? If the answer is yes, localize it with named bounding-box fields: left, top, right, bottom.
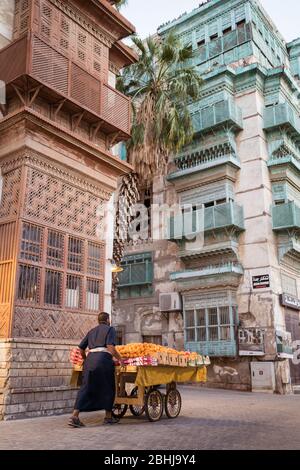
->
left=252, top=275, right=270, bottom=289
left=238, top=328, right=265, bottom=356
left=276, top=330, right=294, bottom=359
left=280, top=293, right=300, bottom=311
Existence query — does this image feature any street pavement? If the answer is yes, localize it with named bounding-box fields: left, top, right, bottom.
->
left=0, top=386, right=299, bottom=450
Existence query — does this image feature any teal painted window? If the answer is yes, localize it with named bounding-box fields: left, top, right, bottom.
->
left=118, top=252, right=153, bottom=299
left=184, top=305, right=238, bottom=357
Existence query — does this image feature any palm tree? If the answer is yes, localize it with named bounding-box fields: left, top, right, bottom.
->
left=114, top=0, right=128, bottom=10
left=113, top=33, right=202, bottom=266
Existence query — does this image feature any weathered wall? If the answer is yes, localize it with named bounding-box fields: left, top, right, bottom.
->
left=1, top=339, right=78, bottom=420
left=0, top=0, right=15, bottom=48
left=206, top=358, right=251, bottom=392
left=0, top=340, right=11, bottom=419
left=114, top=174, right=184, bottom=347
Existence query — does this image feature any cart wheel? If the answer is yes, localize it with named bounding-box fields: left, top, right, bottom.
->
left=145, top=389, right=164, bottom=422
left=165, top=389, right=182, bottom=419
left=129, top=387, right=145, bottom=417
left=112, top=403, right=128, bottom=419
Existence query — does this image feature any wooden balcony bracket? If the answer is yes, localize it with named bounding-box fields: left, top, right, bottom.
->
left=107, top=131, right=121, bottom=149
left=51, top=99, right=66, bottom=120
left=71, top=112, right=85, bottom=132
left=28, top=85, right=43, bottom=106
left=11, top=84, right=26, bottom=106
left=90, top=120, right=104, bottom=141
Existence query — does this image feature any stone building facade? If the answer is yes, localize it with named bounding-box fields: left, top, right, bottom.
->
left=114, top=0, right=300, bottom=394
left=0, top=0, right=136, bottom=419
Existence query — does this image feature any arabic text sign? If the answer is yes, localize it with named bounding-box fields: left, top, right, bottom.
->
left=252, top=275, right=270, bottom=289
left=280, top=293, right=300, bottom=311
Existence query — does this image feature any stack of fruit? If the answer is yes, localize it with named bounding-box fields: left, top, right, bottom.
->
left=116, top=343, right=210, bottom=367
left=70, top=347, right=84, bottom=371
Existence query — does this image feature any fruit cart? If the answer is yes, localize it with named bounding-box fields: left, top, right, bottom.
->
left=112, top=364, right=207, bottom=422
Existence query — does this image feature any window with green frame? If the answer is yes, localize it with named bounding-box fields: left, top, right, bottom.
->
left=118, top=252, right=153, bottom=299
left=184, top=305, right=237, bottom=343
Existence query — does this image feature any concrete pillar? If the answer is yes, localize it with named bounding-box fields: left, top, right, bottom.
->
left=104, top=194, right=114, bottom=315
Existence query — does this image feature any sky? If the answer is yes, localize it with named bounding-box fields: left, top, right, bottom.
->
left=121, top=0, right=300, bottom=43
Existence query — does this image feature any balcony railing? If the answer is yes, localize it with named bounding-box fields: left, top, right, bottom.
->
left=195, top=23, right=252, bottom=65
left=185, top=340, right=237, bottom=357
left=191, top=99, right=243, bottom=135
left=170, top=262, right=244, bottom=282
left=272, top=201, right=300, bottom=231
left=0, top=34, right=131, bottom=136
left=264, top=103, right=300, bottom=143
left=168, top=202, right=244, bottom=240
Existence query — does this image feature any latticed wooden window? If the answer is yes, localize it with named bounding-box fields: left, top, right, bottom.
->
left=18, top=265, right=40, bottom=302
left=196, top=309, right=206, bottom=342
left=185, top=310, right=196, bottom=342
left=44, top=270, right=62, bottom=306
left=118, top=253, right=153, bottom=299
left=68, top=237, right=83, bottom=272
left=219, top=306, right=231, bottom=341
left=61, top=17, right=70, bottom=35
left=66, top=275, right=81, bottom=309
left=17, top=221, right=104, bottom=311
left=86, top=279, right=100, bottom=311
left=119, top=253, right=153, bottom=286
left=87, top=242, right=103, bottom=276
left=20, top=223, right=43, bottom=262
left=47, top=230, right=64, bottom=268
left=184, top=305, right=236, bottom=345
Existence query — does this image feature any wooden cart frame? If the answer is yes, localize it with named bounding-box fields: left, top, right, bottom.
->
left=113, top=368, right=182, bottom=422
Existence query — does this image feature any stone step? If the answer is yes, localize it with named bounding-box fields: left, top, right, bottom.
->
left=293, top=386, right=300, bottom=394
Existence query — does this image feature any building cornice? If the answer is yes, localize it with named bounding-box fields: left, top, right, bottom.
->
left=0, top=149, right=112, bottom=201
left=49, top=0, right=114, bottom=47
left=0, top=109, right=133, bottom=179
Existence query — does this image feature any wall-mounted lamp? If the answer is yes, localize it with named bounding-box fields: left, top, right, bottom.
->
left=110, top=260, right=124, bottom=274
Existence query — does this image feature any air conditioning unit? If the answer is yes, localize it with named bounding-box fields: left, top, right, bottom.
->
left=159, top=293, right=182, bottom=312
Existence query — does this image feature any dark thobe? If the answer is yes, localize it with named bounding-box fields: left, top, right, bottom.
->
left=74, top=324, right=116, bottom=412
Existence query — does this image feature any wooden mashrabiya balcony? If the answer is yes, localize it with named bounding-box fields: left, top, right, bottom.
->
left=0, top=33, right=131, bottom=137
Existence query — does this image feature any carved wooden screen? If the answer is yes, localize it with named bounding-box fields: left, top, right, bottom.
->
left=0, top=35, right=27, bottom=84
left=101, top=83, right=130, bottom=134
left=0, top=168, right=22, bottom=219
left=71, top=63, right=101, bottom=115
left=0, top=222, right=17, bottom=337
left=16, top=223, right=105, bottom=313
left=23, top=167, right=104, bottom=239
left=31, top=0, right=110, bottom=81
left=16, top=166, right=106, bottom=314
left=32, top=36, right=69, bottom=96
left=13, top=0, right=32, bottom=40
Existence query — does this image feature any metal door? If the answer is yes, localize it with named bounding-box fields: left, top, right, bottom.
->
left=285, top=310, right=300, bottom=385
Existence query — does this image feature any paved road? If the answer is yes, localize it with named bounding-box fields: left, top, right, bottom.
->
left=0, top=387, right=299, bottom=450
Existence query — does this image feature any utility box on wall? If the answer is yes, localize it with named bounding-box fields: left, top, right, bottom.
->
left=251, top=362, right=276, bottom=393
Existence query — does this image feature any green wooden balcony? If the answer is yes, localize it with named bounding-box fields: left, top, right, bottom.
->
left=168, top=140, right=241, bottom=181
left=185, top=339, right=237, bottom=357
left=191, top=99, right=243, bottom=135
left=193, top=22, right=252, bottom=65
left=168, top=202, right=245, bottom=240
left=170, top=262, right=244, bottom=282
left=264, top=103, right=300, bottom=143
left=272, top=202, right=300, bottom=231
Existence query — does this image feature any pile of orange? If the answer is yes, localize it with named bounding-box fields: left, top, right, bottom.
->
left=116, top=343, right=197, bottom=359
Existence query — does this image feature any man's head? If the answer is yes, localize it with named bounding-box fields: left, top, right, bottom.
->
left=98, top=312, right=110, bottom=325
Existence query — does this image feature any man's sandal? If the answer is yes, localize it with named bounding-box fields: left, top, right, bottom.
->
left=103, top=417, right=120, bottom=425
left=68, top=416, right=85, bottom=428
